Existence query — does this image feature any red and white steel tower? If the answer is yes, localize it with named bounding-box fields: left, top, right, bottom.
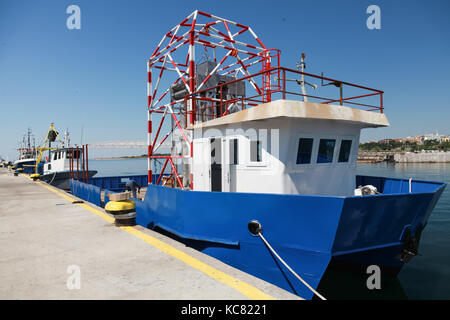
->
left=146, top=10, right=280, bottom=188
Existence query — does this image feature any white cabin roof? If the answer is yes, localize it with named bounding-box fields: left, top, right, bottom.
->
left=187, top=99, right=389, bottom=130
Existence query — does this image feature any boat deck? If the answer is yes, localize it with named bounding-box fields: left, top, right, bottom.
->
left=0, top=168, right=299, bottom=300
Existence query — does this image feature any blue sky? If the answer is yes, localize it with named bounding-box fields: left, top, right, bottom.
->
left=1, top=0, right=449, bottom=160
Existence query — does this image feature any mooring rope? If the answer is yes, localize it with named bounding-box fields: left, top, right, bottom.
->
left=257, top=232, right=327, bottom=300
left=48, top=171, right=58, bottom=184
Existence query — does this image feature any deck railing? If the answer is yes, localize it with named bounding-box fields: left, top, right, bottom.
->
left=181, top=66, right=383, bottom=125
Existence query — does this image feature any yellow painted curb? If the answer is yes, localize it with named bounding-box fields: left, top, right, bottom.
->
left=29, top=176, right=275, bottom=300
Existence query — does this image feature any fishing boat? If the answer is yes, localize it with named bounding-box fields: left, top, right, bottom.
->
left=134, top=11, right=447, bottom=299
left=66, top=11, right=445, bottom=300
left=13, top=128, right=37, bottom=174
left=37, top=124, right=97, bottom=190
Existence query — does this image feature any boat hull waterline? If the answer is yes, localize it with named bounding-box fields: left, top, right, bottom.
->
left=41, top=170, right=98, bottom=190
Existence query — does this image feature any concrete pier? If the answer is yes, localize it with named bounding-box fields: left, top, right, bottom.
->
left=358, top=151, right=450, bottom=163
left=394, top=151, right=450, bottom=163
left=0, top=169, right=300, bottom=300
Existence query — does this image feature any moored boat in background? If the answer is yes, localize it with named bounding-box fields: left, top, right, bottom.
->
left=13, top=128, right=36, bottom=174
left=37, top=124, right=97, bottom=190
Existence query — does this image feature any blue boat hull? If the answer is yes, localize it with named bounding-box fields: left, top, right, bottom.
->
left=14, top=159, right=36, bottom=174
left=43, top=170, right=97, bottom=190
left=134, top=175, right=446, bottom=299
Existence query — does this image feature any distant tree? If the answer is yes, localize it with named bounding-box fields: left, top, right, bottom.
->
left=360, top=139, right=450, bottom=152
left=439, top=141, right=450, bottom=151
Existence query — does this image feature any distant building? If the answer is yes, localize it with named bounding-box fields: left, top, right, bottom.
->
left=378, top=138, right=403, bottom=144
left=406, top=136, right=424, bottom=145
left=422, top=133, right=446, bottom=143
left=375, top=134, right=448, bottom=146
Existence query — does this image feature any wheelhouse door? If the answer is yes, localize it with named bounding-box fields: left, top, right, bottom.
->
left=222, top=137, right=230, bottom=192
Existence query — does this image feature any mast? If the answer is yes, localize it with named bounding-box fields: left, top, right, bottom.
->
left=64, top=129, right=70, bottom=148
left=27, top=128, right=31, bottom=150
left=298, top=53, right=307, bottom=102
left=48, top=126, right=52, bottom=160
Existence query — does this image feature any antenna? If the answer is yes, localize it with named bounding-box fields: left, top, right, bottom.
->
left=320, top=72, right=344, bottom=105
left=275, top=52, right=317, bottom=100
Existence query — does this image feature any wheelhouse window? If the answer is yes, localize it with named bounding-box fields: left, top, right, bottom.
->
left=296, top=138, right=314, bottom=164
left=67, top=149, right=81, bottom=159
left=229, top=139, right=239, bottom=165
left=250, top=140, right=262, bottom=162
left=338, top=140, right=352, bottom=162
left=317, top=139, right=336, bottom=163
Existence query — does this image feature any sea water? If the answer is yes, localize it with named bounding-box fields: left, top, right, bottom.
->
left=355, top=163, right=450, bottom=300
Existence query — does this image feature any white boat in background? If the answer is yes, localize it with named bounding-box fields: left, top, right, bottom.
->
left=41, top=147, right=97, bottom=189
left=37, top=124, right=97, bottom=189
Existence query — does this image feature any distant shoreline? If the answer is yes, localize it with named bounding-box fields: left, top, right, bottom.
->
left=358, top=151, right=450, bottom=163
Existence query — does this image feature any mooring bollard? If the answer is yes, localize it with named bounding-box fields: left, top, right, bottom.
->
left=105, top=192, right=136, bottom=227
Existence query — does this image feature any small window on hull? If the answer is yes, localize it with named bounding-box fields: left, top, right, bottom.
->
left=338, top=140, right=352, bottom=162
left=296, top=138, right=314, bottom=164
left=317, top=139, right=336, bottom=163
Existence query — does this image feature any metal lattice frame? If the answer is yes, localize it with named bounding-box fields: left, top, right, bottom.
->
left=146, top=10, right=274, bottom=187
